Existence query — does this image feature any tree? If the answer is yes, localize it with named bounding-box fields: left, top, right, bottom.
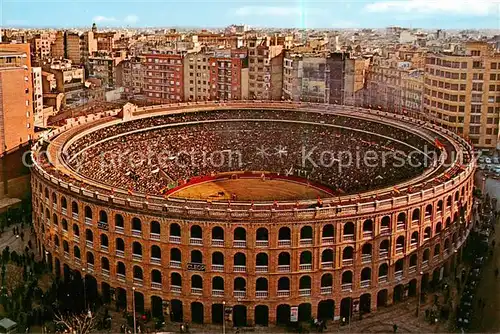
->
left=54, top=311, right=97, bottom=334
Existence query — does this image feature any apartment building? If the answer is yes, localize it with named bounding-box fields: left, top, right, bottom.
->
left=143, top=52, right=184, bottom=103
left=424, top=41, right=500, bottom=149
left=184, top=52, right=211, bottom=101
left=31, top=33, right=52, bottom=60
left=119, top=56, right=145, bottom=96
left=283, top=53, right=328, bottom=102
left=0, top=43, right=34, bottom=152
left=88, top=51, right=126, bottom=89
left=365, top=57, right=406, bottom=112
left=32, top=67, right=44, bottom=127
left=247, top=36, right=284, bottom=100
left=402, top=70, right=424, bottom=116
left=45, top=59, right=85, bottom=108
left=52, top=31, right=96, bottom=65
left=207, top=50, right=248, bottom=101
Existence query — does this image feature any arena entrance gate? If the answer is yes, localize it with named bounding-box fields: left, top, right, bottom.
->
left=170, top=299, right=183, bottom=322
left=317, top=299, right=334, bottom=320
left=233, top=305, right=247, bottom=327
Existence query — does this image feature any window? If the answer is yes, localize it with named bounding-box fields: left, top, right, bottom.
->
left=492, top=63, right=498, bottom=70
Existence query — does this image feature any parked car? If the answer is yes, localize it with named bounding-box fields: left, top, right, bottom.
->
left=485, top=157, right=492, bottom=164
left=493, top=157, right=500, bottom=164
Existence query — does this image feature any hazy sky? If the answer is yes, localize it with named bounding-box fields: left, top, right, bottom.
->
left=1, top=0, right=500, bottom=29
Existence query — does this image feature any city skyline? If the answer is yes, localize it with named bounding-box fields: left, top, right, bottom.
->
left=1, top=0, right=500, bottom=29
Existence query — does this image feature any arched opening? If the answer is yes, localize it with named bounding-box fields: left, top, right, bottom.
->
left=150, top=221, right=160, bottom=235
left=322, top=224, right=334, bottom=242
left=393, top=284, right=404, bottom=303
left=362, top=219, right=373, bottom=235
left=101, top=282, right=111, bottom=304
left=377, top=289, right=388, bottom=307
left=171, top=272, right=182, bottom=289
left=171, top=248, right=181, bottom=263
left=151, top=296, right=163, bottom=318
left=73, top=224, right=80, bottom=237
left=170, top=223, right=181, bottom=237
left=381, top=216, right=390, bottom=230
left=151, top=245, right=161, bottom=261
left=446, top=196, right=452, bottom=208
left=212, top=251, right=224, bottom=268
left=133, top=266, right=143, bottom=281
left=321, top=273, right=333, bottom=290
left=151, top=269, right=162, bottom=285
left=117, top=262, right=126, bottom=276
left=234, top=277, right=246, bottom=294
left=342, top=246, right=354, bottom=262
left=84, top=206, right=92, bottom=221
left=115, top=214, right=124, bottom=229
left=298, top=303, right=311, bottom=322
left=343, top=222, right=354, bottom=239
left=256, top=227, right=268, bottom=245
left=191, top=274, right=203, bottom=290
left=379, top=239, right=389, bottom=257
left=300, top=226, right=313, bottom=242
left=233, top=305, right=247, bottom=327
left=277, top=277, right=290, bottom=291
left=425, top=204, right=432, bottom=217
left=85, top=229, right=93, bottom=243
left=54, top=257, right=61, bottom=279
left=437, top=200, right=443, bottom=212
left=434, top=244, right=441, bottom=257
left=412, top=208, right=420, bottom=222
left=424, top=227, right=431, bottom=239
left=170, top=299, right=183, bottom=322
left=256, top=253, right=268, bottom=270
left=278, top=252, right=290, bottom=268
left=234, top=252, right=246, bottom=268
left=445, top=217, right=451, bottom=228
left=132, top=242, right=142, bottom=257
left=190, top=225, right=202, bottom=240
left=378, top=263, right=388, bottom=280
left=411, top=231, right=419, bottom=246
left=318, top=299, right=334, bottom=320
left=408, top=279, right=417, bottom=297
left=116, top=287, right=127, bottom=311
left=299, top=275, right=311, bottom=292
left=86, top=252, right=94, bottom=265
left=409, top=254, right=418, bottom=268
left=423, top=248, right=430, bottom=263
left=396, top=236, right=405, bottom=252
left=360, top=293, right=371, bottom=314
left=99, top=211, right=108, bottom=224
left=340, top=298, right=352, bottom=323
left=321, top=249, right=334, bottom=266
left=234, top=227, right=246, bottom=241
left=73, top=246, right=81, bottom=259
left=435, top=221, right=442, bottom=233
left=116, top=238, right=125, bottom=252
left=362, top=243, right=372, bottom=262
left=191, top=302, right=204, bottom=324
left=341, top=271, right=353, bottom=288
left=395, top=259, right=404, bottom=276
left=100, top=234, right=109, bottom=248
left=212, top=304, right=223, bottom=324
left=397, top=212, right=406, bottom=228
left=361, top=267, right=371, bottom=286
left=276, top=304, right=290, bottom=325
left=72, top=201, right=79, bottom=216
left=101, top=257, right=109, bottom=271
left=132, top=217, right=142, bottom=232
left=61, top=197, right=67, bottom=211
left=191, top=250, right=203, bottom=263
left=278, top=227, right=291, bottom=244
left=212, top=276, right=224, bottom=291
left=133, top=291, right=144, bottom=314
left=255, top=305, right=269, bottom=326
left=62, top=219, right=68, bottom=231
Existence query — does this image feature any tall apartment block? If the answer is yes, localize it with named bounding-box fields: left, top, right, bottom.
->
left=0, top=43, right=34, bottom=152
left=144, top=52, right=184, bottom=104
left=208, top=50, right=248, bottom=101
left=283, top=53, right=328, bottom=103
left=247, top=37, right=283, bottom=100
left=424, top=41, right=500, bottom=149
left=184, top=52, right=211, bottom=101
left=32, top=67, right=44, bottom=127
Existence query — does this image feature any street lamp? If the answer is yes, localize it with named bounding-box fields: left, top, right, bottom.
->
left=416, top=271, right=424, bottom=317
left=132, top=287, right=137, bottom=334
left=222, top=301, right=226, bottom=334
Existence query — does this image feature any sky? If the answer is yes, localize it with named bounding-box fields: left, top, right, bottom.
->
left=1, top=0, right=499, bottom=29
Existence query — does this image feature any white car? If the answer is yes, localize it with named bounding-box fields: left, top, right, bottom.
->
left=485, top=157, right=492, bottom=164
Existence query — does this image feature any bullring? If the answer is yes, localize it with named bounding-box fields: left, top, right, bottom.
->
left=30, top=101, right=475, bottom=327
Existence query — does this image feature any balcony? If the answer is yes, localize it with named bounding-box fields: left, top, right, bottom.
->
left=170, top=260, right=181, bottom=268
left=64, top=251, right=69, bottom=260
left=378, top=276, right=388, bottom=283
left=278, top=265, right=290, bottom=272
left=212, top=289, right=224, bottom=297
left=62, top=208, right=67, bottom=216
left=234, top=290, right=246, bottom=298
left=409, top=266, right=417, bottom=274
left=422, top=260, right=429, bottom=268
left=211, top=239, right=224, bottom=247
left=361, top=254, right=372, bottom=263
left=72, top=213, right=79, bottom=220
left=299, top=238, right=313, bottom=246
left=171, top=285, right=182, bottom=294
left=87, top=263, right=94, bottom=273
left=360, top=280, right=371, bottom=288
left=150, top=233, right=160, bottom=241
left=73, top=235, right=80, bottom=243
left=191, top=287, right=203, bottom=295
left=170, top=235, right=181, bottom=244
left=299, top=288, right=311, bottom=296
left=322, top=237, right=334, bottom=245
left=101, top=245, right=108, bottom=252
left=85, top=241, right=93, bottom=249
left=410, top=241, right=418, bottom=249
left=396, top=224, right=405, bottom=231
left=412, top=220, right=419, bottom=226
left=85, top=217, right=92, bottom=226
left=379, top=250, right=388, bottom=259
left=320, top=286, right=333, bottom=295
left=116, top=250, right=125, bottom=258
left=396, top=247, right=404, bottom=254
left=102, top=269, right=110, bottom=277
left=132, top=230, right=142, bottom=237
left=115, top=226, right=124, bottom=234
left=395, top=271, right=403, bottom=280
left=233, top=240, right=246, bottom=248
left=342, top=258, right=353, bottom=266
left=256, top=265, right=268, bottom=273
left=321, top=261, right=333, bottom=269
left=255, top=240, right=269, bottom=247
left=190, top=237, right=203, bottom=246
left=363, top=231, right=373, bottom=239
left=132, top=254, right=142, bottom=261
left=151, top=282, right=162, bottom=290
left=380, top=227, right=390, bottom=235
left=117, top=273, right=126, bottom=282
left=278, top=239, right=291, bottom=247
left=151, top=257, right=161, bottom=265
left=341, top=283, right=353, bottom=291
left=233, top=265, right=246, bottom=273
left=343, top=234, right=354, bottom=241
left=299, top=264, right=312, bottom=271
left=256, top=291, right=268, bottom=298
left=74, top=258, right=81, bottom=266
left=212, top=264, right=224, bottom=272
left=277, top=290, right=290, bottom=297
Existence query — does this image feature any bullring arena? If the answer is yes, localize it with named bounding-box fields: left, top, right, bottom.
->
left=31, top=101, right=475, bottom=327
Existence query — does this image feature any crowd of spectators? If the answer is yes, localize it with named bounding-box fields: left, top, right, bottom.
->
left=64, top=109, right=440, bottom=196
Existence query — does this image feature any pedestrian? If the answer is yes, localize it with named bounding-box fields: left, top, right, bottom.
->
left=393, top=324, right=398, bottom=333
